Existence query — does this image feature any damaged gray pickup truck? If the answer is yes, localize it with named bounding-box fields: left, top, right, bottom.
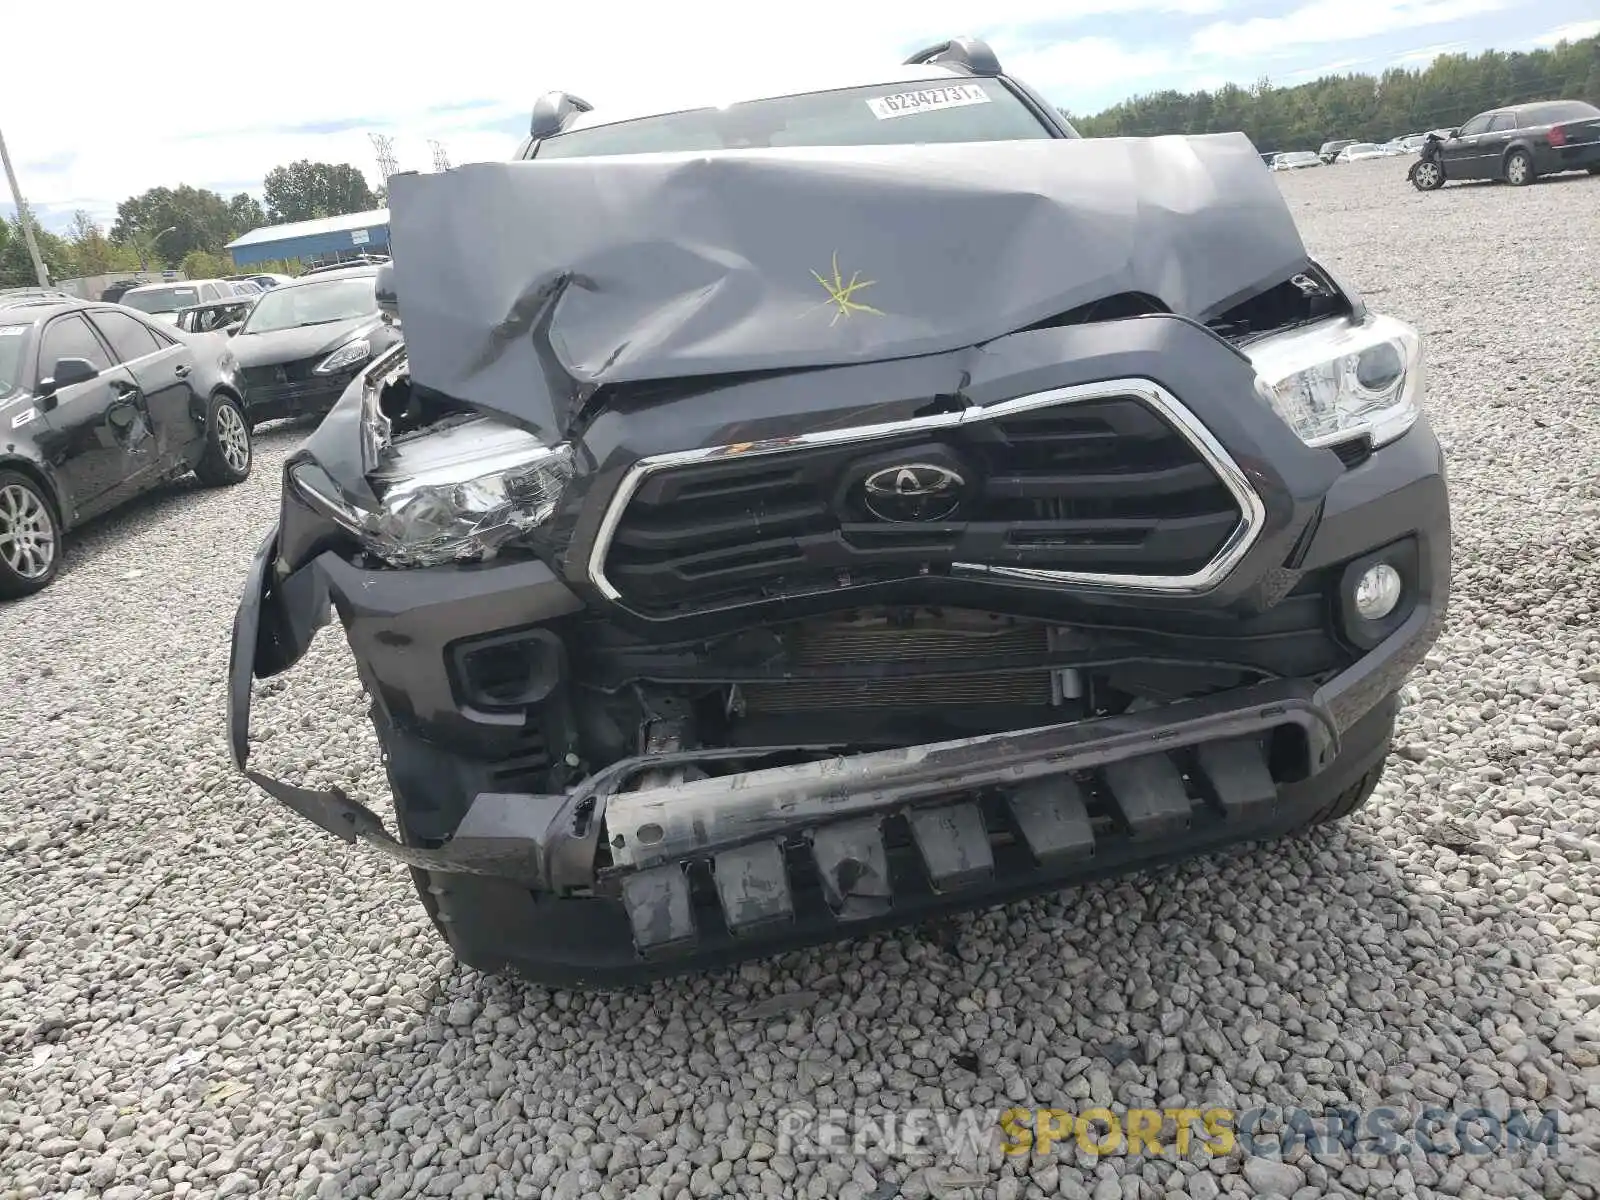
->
left=227, top=38, right=1450, bottom=986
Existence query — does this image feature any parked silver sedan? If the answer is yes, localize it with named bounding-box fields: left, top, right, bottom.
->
left=1271, top=150, right=1322, bottom=171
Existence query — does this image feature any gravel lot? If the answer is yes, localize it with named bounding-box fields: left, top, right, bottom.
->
left=4, top=156, right=1600, bottom=1200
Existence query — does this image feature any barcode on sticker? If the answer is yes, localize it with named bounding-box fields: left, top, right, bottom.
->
left=867, top=85, right=992, bottom=120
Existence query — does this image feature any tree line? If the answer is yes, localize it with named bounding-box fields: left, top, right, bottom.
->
left=1065, top=33, right=1600, bottom=149
left=0, top=160, right=379, bottom=288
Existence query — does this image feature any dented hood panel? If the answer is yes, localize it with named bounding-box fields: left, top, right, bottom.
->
left=387, top=134, right=1310, bottom=434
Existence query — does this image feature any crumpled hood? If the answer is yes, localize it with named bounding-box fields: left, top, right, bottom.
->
left=388, top=133, right=1311, bottom=437
left=230, top=317, right=378, bottom=369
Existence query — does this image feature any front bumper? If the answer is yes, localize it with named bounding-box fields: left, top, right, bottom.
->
left=227, top=408, right=1447, bottom=981
left=240, top=373, right=358, bottom=425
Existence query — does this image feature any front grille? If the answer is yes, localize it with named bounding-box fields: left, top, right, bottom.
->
left=597, top=385, right=1250, bottom=618
left=240, top=372, right=347, bottom=411
left=241, top=359, right=320, bottom=389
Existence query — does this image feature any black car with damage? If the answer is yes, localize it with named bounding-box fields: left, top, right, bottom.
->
left=227, top=38, right=1451, bottom=987
left=226, top=264, right=400, bottom=428
left=1409, top=99, right=1600, bottom=190
left=0, top=295, right=253, bottom=598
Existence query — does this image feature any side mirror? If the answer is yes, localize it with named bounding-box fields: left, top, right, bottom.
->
left=1449, top=128, right=1461, bottom=138
left=225, top=323, right=241, bottom=336
left=374, top=262, right=399, bottom=321
left=529, top=90, right=593, bottom=140
left=38, top=356, right=100, bottom=397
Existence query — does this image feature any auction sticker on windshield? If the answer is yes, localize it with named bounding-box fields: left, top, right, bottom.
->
left=867, top=84, right=992, bottom=120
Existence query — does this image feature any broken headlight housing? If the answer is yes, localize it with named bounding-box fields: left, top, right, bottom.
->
left=291, top=416, right=573, bottom=568
left=1246, top=312, right=1423, bottom=449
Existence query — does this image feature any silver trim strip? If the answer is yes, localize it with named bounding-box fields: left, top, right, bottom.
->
left=586, top=378, right=1267, bottom=610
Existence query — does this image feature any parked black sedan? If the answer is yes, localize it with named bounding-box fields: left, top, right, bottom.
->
left=0, top=296, right=253, bottom=598
left=228, top=265, right=401, bottom=428
left=1411, top=99, right=1600, bottom=190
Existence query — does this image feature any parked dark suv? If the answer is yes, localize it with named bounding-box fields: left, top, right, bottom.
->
left=228, top=37, right=1450, bottom=986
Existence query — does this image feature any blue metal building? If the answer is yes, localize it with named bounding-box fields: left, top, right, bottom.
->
left=225, top=208, right=390, bottom=266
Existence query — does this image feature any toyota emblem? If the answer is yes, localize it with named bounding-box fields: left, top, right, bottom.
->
left=861, top=463, right=966, bottom=522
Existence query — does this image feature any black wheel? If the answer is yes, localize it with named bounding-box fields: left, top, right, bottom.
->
left=1294, top=758, right=1387, bottom=830
left=1588, top=166, right=1600, bottom=176
left=1503, top=149, right=1535, bottom=187
left=1410, top=160, right=1445, bottom=191
left=0, top=470, right=63, bottom=599
left=194, top=393, right=253, bottom=486
left=1273, top=694, right=1397, bottom=835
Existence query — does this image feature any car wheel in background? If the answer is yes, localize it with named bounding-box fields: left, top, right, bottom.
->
left=0, top=470, right=63, bottom=599
left=1503, top=150, right=1534, bottom=187
left=1410, top=161, right=1445, bottom=191
left=194, top=393, right=254, bottom=487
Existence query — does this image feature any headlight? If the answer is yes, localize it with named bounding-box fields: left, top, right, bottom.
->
left=314, top=338, right=372, bottom=375
left=291, top=416, right=573, bottom=567
left=1246, top=312, right=1423, bottom=448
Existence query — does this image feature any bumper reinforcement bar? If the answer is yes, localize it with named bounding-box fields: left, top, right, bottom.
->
left=601, top=679, right=1336, bottom=871
left=239, top=679, right=1339, bottom=906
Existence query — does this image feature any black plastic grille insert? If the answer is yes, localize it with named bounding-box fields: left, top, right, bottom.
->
left=600, top=394, right=1243, bottom=617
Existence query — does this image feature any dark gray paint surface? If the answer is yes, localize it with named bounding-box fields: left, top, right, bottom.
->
left=386, top=134, right=1310, bottom=435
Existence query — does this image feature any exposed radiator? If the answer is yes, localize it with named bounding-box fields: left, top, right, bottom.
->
left=741, top=613, right=1053, bottom=712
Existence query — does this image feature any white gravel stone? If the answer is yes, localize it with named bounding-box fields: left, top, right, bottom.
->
left=2, top=157, right=1599, bottom=1200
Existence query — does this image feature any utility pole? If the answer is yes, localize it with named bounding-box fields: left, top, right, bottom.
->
left=369, top=133, right=400, bottom=183
left=0, top=123, right=50, bottom=287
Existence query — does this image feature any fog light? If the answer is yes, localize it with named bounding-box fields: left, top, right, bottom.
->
left=1354, top=563, right=1403, bottom=620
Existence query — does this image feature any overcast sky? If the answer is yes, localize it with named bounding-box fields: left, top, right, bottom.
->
left=3, top=0, right=1593, bottom=234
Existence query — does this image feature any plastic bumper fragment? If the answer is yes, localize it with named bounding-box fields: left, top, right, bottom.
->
left=1197, top=737, right=1279, bottom=816
left=712, top=841, right=794, bottom=934
left=1008, top=777, right=1096, bottom=864
left=620, top=865, right=696, bottom=954
left=906, top=802, right=995, bottom=892
left=809, top=819, right=892, bottom=921
left=1102, top=754, right=1194, bottom=839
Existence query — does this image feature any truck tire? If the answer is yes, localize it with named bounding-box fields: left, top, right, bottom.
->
left=1280, top=695, right=1396, bottom=834
left=1296, top=758, right=1386, bottom=830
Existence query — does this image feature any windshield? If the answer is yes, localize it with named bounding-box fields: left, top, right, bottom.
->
left=238, top=276, right=377, bottom=335
left=122, top=285, right=201, bottom=315
left=535, top=80, right=1055, bottom=159
left=0, top=324, right=27, bottom=395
